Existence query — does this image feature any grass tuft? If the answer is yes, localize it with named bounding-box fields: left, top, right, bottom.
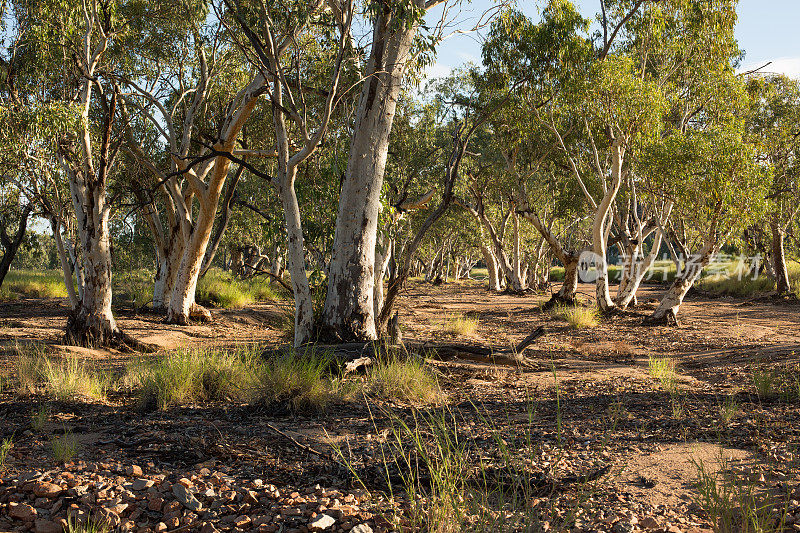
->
left=0, top=437, right=12, bottom=471
left=648, top=355, right=678, bottom=393
left=257, top=350, right=336, bottom=413
left=552, top=305, right=599, bottom=329
left=127, top=346, right=262, bottom=411
left=441, top=313, right=479, bottom=336
left=14, top=346, right=106, bottom=401
left=368, top=357, right=441, bottom=404
left=52, top=430, right=79, bottom=464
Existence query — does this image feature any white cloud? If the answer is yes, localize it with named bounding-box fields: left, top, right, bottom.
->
left=740, top=57, right=800, bottom=79
left=425, top=62, right=454, bottom=80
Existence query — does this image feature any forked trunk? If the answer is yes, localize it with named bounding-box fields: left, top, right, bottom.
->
left=615, top=231, right=663, bottom=310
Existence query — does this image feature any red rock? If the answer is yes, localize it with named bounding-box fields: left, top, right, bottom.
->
left=235, top=515, right=252, bottom=528
left=9, top=501, right=37, bottom=521
left=34, top=519, right=63, bottom=533
left=34, top=482, right=63, bottom=498
left=148, top=497, right=164, bottom=511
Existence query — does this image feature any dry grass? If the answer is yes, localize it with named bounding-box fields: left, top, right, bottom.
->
left=368, top=357, right=442, bottom=404
left=14, top=345, right=106, bottom=401
left=552, top=305, right=599, bottom=329
left=441, top=313, right=479, bottom=336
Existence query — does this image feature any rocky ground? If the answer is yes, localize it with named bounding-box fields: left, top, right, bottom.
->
left=1, top=280, right=800, bottom=532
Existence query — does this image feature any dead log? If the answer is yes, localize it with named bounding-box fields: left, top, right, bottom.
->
left=416, top=326, right=546, bottom=367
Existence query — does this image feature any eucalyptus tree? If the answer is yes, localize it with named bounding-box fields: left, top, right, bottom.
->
left=321, top=0, right=470, bottom=342
left=225, top=0, right=356, bottom=345
left=744, top=75, right=800, bottom=295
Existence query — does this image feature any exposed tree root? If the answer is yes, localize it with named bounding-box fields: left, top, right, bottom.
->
left=65, top=309, right=157, bottom=352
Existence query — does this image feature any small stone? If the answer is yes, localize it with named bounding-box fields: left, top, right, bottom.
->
left=129, top=465, right=143, bottom=477
left=200, top=523, right=219, bottom=533
left=173, top=483, right=203, bottom=511
left=148, top=497, right=164, bottom=511
left=349, top=525, right=372, bottom=533
left=9, top=501, right=38, bottom=521
left=155, top=522, right=168, bottom=532
left=639, top=517, right=661, bottom=530
left=34, top=482, right=64, bottom=498
left=309, top=514, right=336, bottom=530
left=234, top=515, right=252, bottom=528
left=34, top=520, right=62, bottom=533
left=131, top=479, right=154, bottom=491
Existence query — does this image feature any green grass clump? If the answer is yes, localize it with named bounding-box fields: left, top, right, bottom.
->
left=441, top=313, right=479, bottom=336
left=0, top=437, right=12, bottom=471
left=552, top=305, right=599, bottom=329
left=52, top=430, right=79, bottom=464
left=648, top=355, right=678, bottom=393
left=15, top=346, right=106, bottom=401
left=127, top=346, right=262, bottom=410
left=368, top=357, right=441, bottom=404
left=3, top=269, right=69, bottom=298
left=257, top=350, right=337, bottom=413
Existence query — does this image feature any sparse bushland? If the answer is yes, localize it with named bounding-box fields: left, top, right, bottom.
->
left=697, top=273, right=776, bottom=297
left=113, top=269, right=154, bottom=309
left=196, top=269, right=282, bottom=309
left=14, top=344, right=106, bottom=400
left=442, top=313, right=479, bottom=336
left=2, top=269, right=69, bottom=299
left=552, top=305, right=599, bottom=329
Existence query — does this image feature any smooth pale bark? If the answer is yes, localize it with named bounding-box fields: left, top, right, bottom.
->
left=278, top=178, right=314, bottom=345
left=373, top=232, right=392, bottom=319
left=771, top=220, right=791, bottom=295
left=648, top=241, right=716, bottom=325
left=60, top=68, right=131, bottom=347
left=166, top=76, right=265, bottom=324
left=592, top=142, right=624, bottom=312
left=614, top=231, right=662, bottom=310
left=50, top=217, right=79, bottom=309
left=321, top=4, right=421, bottom=341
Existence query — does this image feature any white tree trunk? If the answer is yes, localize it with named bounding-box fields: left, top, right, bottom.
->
left=593, top=142, right=624, bottom=312
left=321, top=6, right=420, bottom=341
left=649, top=240, right=715, bottom=324
left=50, top=217, right=79, bottom=310
left=278, top=179, right=314, bottom=346
left=373, top=233, right=392, bottom=320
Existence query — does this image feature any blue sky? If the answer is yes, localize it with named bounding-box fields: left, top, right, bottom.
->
left=424, top=0, right=800, bottom=80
